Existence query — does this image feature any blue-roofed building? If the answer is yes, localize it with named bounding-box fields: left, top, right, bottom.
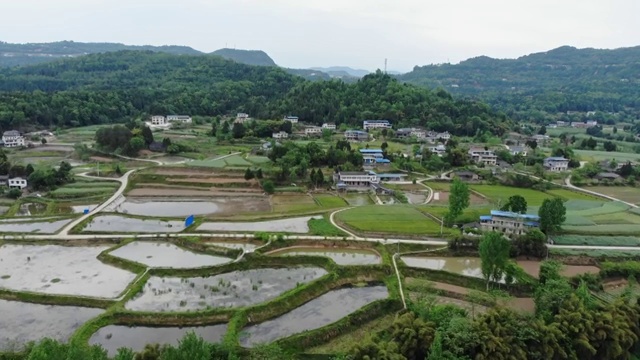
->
left=359, top=149, right=384, bottom=154
left=363, top=120, right=392, bottom=130
left=480, top=210, right=540, bottom=237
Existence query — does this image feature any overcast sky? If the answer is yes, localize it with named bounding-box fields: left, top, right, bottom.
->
left=2, top=0, right=639, bottom=72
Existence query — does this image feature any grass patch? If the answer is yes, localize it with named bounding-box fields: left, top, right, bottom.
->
left=224, top=155, right=251, bottom=166
left=313, top=194, right=348, bottom=208
left=272, top=194, right=318, bottom=213
left=546, top=189, right=600, bottom=201
left=574, top=149, right=640, bottom=163
left=306, top=313, right=397, bottom=354
left=549, top=248, right=640, bottom=258
left=562, top=224, right=640, bottom=235
left=308, top=217, right=346, bottom=237
left=49, top=187, right=115, bottom=199
left=470, top=185, right=555, bottom=206
left=582, top=186, right=640, bottom=205
left=188, top=158, right=227, bottom=168
left=423, top=182, right=451, bottom=191
left=246, top=155, right=271, bottom=164
left=336, top=205, right=449, bottom=235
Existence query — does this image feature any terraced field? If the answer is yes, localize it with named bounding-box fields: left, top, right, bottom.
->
left=336, top=205, right=448, bottom=235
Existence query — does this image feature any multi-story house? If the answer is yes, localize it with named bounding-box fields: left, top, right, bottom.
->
left=345, top=130, right=369, bottom=141
left=544, top=157, right=569, bottom=172
left=8, top=177, right=27, bottom=189
left=468, top=147, right=497, bottom=166
left=480, top=210, right=540, bottom=237
left=2, top=130, right=24, bottom=148
left=150, top=116, right=167, bottom=125
left=236, top=113, right=250, bottom=124
left=284, top=116, right=299, bottom=124
left=167, top=115, right=192, bottom=123
left=304, top=126, right=322, bottom=136
left=363, top=120, right=392, bottom=130
left=272, top=131, right=289, bottom=139
left=322, top=123, right=336, bottom=130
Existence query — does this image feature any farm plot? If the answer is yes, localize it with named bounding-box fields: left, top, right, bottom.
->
left=552, top=235, right=640, bottom=246
left=271, top=194, right=320, bottom=213
left=470, top=185, right=555, bottom=206
left=313, top=194, right=348, bottom=208
left=581, top=186, right=640, bottom=205
left=336, top=205, right=446, bottom=235
left=188, top=155, right=256, bottom=169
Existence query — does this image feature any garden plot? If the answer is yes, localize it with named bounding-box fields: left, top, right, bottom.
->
left=83, top=215, right=184, bottom=233
left=125, top=267, right=327, bottom=312
left=89, top=324, right=227, bottom=357
left=0, top=245, right=136, bottom=298
left=270, top=248, right=382, bottom=266
left=239, top=286, right=388, bottom=347
left=197, top=216, right=321, bottom=233
left=109, top=242, right=232, bottom=269
left=0, top=299, right=103, bottom=351
left=0, top=218, right=73, bottom=234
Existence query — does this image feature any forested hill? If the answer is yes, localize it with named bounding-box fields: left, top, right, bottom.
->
left=0, top=40, right=201, bottom=67
left=400, top=45, right=640, bottom=122
left=0, top=51, right=509, bottom=136
left=210, top=48, right=277, bottom=67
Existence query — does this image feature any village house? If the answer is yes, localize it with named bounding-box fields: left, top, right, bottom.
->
left=235, top=113, right=250, bottom=124
left=595, top=172, right=622, bottom=181
left=283, top=116, right=299, bottom=124
left=468, top=147, right=497, bottom=166
left=508, top=145, right=528, bottom=157
left=360, top=149, right=390, bottom=166
left=426, top=144, right=446, bottom=157
left=544, top=157, right=569, bottom=172
left=452, top=170, right=480, bottom=182
left=166, top=115, right=192, bottom=124
left=304, top=126, right=322, bottom=136
left=272, top=131, right=289, bottom=139
left=322, top=123, right=336, bottom=130
left=396, top=127, right=427, bottom=139
left=480, top=210, right=540, bottom=237
left=2, top=130, right=25, bottom=148
left=8, top=177, right=27, bottom=189
left=344, top=130, right=369, bottom=141
left=363, top=120, right=392, bottom=130
left=530, top=134, right=549, bottom=144
left=150, top=115, right=167, bottom=125
left=333, top=170, right=395, bottom=194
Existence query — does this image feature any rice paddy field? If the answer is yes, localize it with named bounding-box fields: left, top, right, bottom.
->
left=471, top=185, right=597, bottom=206
left=580, top=186, right=640, bottom=205
left=561, top=199, right=640, bottom=235
left=271, top=194, right=347, bottom=214
left=188, top=155, right=266, bottom=169
left=552, top=235, right=640, bottom=246
left=335, top=205, right=449, bottom=235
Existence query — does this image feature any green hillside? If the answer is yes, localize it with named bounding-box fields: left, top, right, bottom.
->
left=210, top=48, right=277, bottom=67
left=0, top=51, right=509, bottom=136
left=400, top=45, right=640, bottom=123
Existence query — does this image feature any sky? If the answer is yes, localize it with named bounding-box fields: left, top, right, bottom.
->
left=2, top=0, right=639, bottom=72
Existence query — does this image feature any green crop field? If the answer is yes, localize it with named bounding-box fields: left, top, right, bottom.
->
left=546, top=189, right=600, bottom=201
left=574, top=150, right=640, bottom=162
left=246, top=155, right=271, bottom=164
left=582, top=186, right=640, bottom=205
left=470, top=185, right=554, bottom=206
left=64, top=181, right=119, bottom=189
left=188, top=158, right=227, bottom=168
left=423, top=182, right=451, bottom=191
left=550, top=248, right=640, bottom=258
left=223, top=155, right=252, bottom=166
left=49, top=187, right=115, bottom=199
left=336, top=205, right=448, bottom=235
left=313, top=194, right=348, bottom=208
left=552, top=235, right=640, bottom=246
left=272, top=194, right=319, bottom=213
left=562, top=224, right=640, bottom=235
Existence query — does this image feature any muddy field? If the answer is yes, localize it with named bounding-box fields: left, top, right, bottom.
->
left=109, top=242, right=232, bottom=269
left=83, top=215, right=184, bottom=233
left=198, top=216, right=320, bottom=233
left=115, top=196, right=271, bottom=215
left=166, top=177, right=257, bottom=185
left=270, top=247, right=382, bottom=265
left=0, top=219, right=73, bottom=234
left=431, top=191, right=487, bottom=204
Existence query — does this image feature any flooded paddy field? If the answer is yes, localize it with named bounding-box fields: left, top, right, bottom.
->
left=239, top=286, right=388, bottom=347
left=270, top=247, right=382, bottom=266
left=197, top=216, right=321, bottom=233
left=401, top=256, right=599, bottom=279
left=0, top=299, right=103, bottom=351
left=0, top=244, right=136, bottom=298
left=0, top=218, right=72, bottom=233
left=343, top=194, right=373, bottom=206
left=109, top=242, right=233, bottom=269
left=89, top=323, right=227, bottom=357
left=405, top=192, right=427, bottom=204
left=126, top=267, right=327, bottom=312
left=113, top=198, right=221, bottom=217
left=17, top=203, right=47, bottom=216
left=83, top=215, right=184, bottom=233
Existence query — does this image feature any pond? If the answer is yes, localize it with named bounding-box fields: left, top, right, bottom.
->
left=89, top=324, right=227, bottom=357
left=0, top=218, right=73, bottom=234
left=109, top=242, right=233, bottom=269
left=405, top=192, right=427, bottom=204
left=114, top=199, right=221, bottom=217
left=126, top=267, right=327, bottom=312
left=206, top=242, right=258, bottom=251
left=270, top=248, right=382, bottom=266
left=197, top=216, right=321, bottom=233
left=83, top=215, right=184, bottom=233
left=240, top=286, right=388, bottom=347
left=0, top=244, right=136, bottom=298
left=0, top=299, right=103, bottom=351
left=344, top=194, right=372, bottom=206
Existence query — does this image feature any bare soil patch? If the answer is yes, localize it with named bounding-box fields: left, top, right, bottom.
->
left=561, top=265, right=600, bottom=277
left=603, top=278, right=628, bottom=292
left=502, top=297, right=535, bottom=313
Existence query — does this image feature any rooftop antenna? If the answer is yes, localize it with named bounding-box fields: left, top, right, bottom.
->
left=384, top=58, right=387, bottom=74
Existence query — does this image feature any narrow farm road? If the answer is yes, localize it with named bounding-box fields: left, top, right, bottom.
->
left=565, top=175, right=638, bottom=208
left=329, top=207, right=360, bottom=239
left=58, top=169, right=136, bottom=236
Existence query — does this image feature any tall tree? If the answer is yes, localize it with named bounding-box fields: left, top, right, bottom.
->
left=538, top=198, right=566, bottom=233
left=478, top=231, right=511, bottom=290
left=244, top=168, right=254, bottom=181
left=500, top=195, right=527, bottom=213
left=445, top=178, right=470, bottom=226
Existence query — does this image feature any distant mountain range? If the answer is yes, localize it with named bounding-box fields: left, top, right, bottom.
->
left=211, top=48, right=277, bottom=67
left=310, top=66, right=370, bottom=78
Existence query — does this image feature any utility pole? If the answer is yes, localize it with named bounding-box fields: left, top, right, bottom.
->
left=384, top=58, right=388, bottom=74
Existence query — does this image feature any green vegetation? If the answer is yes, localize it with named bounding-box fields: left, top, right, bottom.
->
left=539, top=198, right=567, bottom=234
left=552, top=235, right=640, bottom=246
left=308, top=217, right=345, bottom=237
left=211, top=48, right=277, bottom=66
left=313, top=194, right=347, bottom=208
left=478, top=232, right=512, bottom=290
left=336, top=205, right=447, bottom=236
left=471, top=185, right=554, bottom=207
left=549, top=248, right=640, bottom=258
left=445, top=178, right=469, bottom=226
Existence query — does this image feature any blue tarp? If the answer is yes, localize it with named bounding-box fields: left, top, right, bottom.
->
left=185, top=215, right=195, bottom=227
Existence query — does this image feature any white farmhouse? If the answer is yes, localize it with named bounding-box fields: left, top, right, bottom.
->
left=8, top=177, right=27, bottom=189
left=272, top=131, right=289, bottom=139
left=167, top=115, right=192, bottom=124
left=2, top=130, right=25, bottom=148
left=150, top=116, right=167, bottom=125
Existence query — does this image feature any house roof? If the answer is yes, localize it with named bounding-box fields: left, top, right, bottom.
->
left=378, top=173, right=407, bottom=178
left=490, top=210, right=540, bottom=220
left=479, top=215, right=492, bottom=221
left=3, top=130, right=20, bottom=137
left=345, top=130, right=368, bottom=134
left=338, top=171, right=371, bottom=176
left=454, top=171, right=477, bottom=177
left=363, top=120, right=390, bottom=123
left=545, top=157, right=568, bottom=161
left=359, top=149, right=383, bottom=154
